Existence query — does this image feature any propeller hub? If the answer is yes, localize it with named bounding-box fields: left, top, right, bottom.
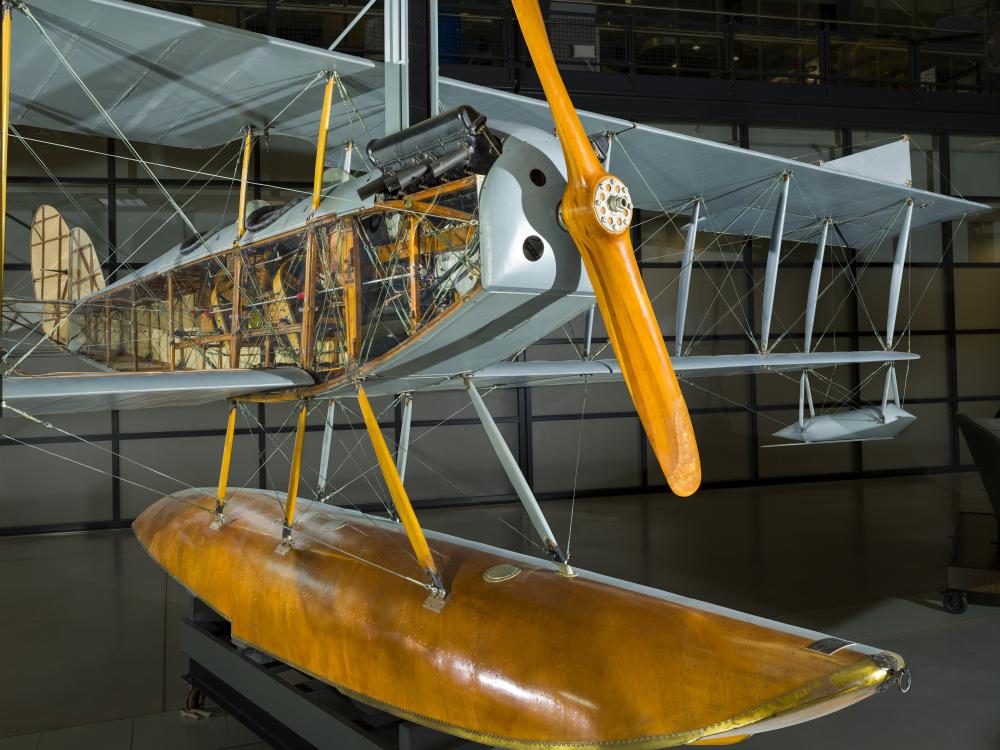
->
left=593, top=176, right=633, bottom=234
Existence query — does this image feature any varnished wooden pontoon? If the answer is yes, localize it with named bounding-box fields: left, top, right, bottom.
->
left=135, top=489, right=905, bottom=749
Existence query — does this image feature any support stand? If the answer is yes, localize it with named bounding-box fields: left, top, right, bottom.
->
left=181, top=601, right=488, bottom=750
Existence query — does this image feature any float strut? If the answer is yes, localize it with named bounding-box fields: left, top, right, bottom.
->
left=279, top=402, right=309, bottom=549
left=396, top=393, right=413, bottom=484
left=316, top=400, right=336, bottom=500
left=358, top=385, right=446, bottom=600
left=213, top=402, right=239, bottom=524
left=465, top=379, right=568, bottom=566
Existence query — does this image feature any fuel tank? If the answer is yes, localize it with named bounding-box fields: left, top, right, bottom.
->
left=134, top=489, right=905, bottom=748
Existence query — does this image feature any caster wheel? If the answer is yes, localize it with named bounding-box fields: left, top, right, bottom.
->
left=942, top=589, right=968, bottom=614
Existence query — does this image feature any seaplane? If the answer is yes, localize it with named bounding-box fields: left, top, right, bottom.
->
left=0, top=0, right=984, bottom=746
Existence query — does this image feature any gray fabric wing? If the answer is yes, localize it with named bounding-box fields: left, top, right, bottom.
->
left=3, top=367, right=313, bottom=416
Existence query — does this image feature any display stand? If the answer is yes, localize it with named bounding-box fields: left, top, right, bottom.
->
left=181, top=600, right=489, bottom=750
left=944, top=415, right=1000, bottom=614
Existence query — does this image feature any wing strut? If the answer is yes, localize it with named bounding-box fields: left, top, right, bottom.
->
left=311, top=74, right=337, bottom=212
left=465, top=380, right=571, bottom=570
left=674, top=199, right=702, bottom=357
left=317, top=400, right=337, bottom=499
left=760, top=173, right=790, bottom=352
left=396, top=392, right=413, bottom=485
left=236, top=127, right=253, bottom=239
left=357, top=386, right=447, bottom=602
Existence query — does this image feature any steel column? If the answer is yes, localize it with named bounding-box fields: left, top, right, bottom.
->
left=383, top=0, right=408, bottom=134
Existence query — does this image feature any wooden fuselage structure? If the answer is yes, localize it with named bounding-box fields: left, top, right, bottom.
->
left=61, top=123, right=596, bottom=401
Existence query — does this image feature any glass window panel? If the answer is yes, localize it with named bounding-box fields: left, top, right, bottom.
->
left=758, top=411, right=855, bottom=475
left=953, top=203, right=1000, bottom=262
left=862, top=402, right=951, bottom=470
left=648, top=410, right=753, bottom=485
left=756, top=358, right=853, bottom=407
left=532, top=417, right=640, bottom=493
left=8, top=127, right=108, bottom=179
left=957, top=333, right=1000, bottom=396
left=748, top=126, right=844, bottom=162
left=6, top=184, right=110, bottom=269
left=950, top=135, right=1000, bottom=197
left=115, top=139, right=246, bottom=182
left=644, top=123, right=740, bottom=145
left=261, top=136, right=320, bottom=183
left=955, top=268, right=1000, bottom=328
left=830, top=36, right=910, bottom=87
left=411, top=389, right=517, bottom=421
left=677, top=339, right=752, bottom=410
left=751, top=265, right=856, bottom=344
left=856, top=265, right=947, bottom=333
left=858, top=333, right=949, bottom=400
left=0, top=442, right=112, bottom=527
left=404, top=423, right=518, bottom=503
left=120, top=434, right=259, bottom=519
left=644, top=266, right=753, bottom=338
left=115, top=187, right=237, bottom=266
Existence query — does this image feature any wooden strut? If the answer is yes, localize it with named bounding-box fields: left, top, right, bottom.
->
left=214, top=402, right=238, bottom=521
left=0, top=2, right=10, bottom=310
left=357, top=385, right=446, bottom=598
left=280, top=401, right=309, bottom=545
left=312, top=74, right=337, bottom=212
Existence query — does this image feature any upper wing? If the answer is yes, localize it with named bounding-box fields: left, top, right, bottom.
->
left=9, top=1, right=985, bottom=250
left=3, top=367, right=312, bottom=416
left=10, top=0, right=380, bottom=148
left=440, top=79, right=986, bottom=249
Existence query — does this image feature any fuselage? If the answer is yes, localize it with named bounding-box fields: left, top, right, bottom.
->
left=66, top=121, right=596, bottom=400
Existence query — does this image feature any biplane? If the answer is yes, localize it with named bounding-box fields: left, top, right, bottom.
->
left=0, top=0, right=983, bottom=746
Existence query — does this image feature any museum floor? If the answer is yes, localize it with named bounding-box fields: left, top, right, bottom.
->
left=1, top=472, right=998, bottom=749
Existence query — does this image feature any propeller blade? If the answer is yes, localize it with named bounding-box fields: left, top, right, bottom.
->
left=512, top=0, right=701, bottom=496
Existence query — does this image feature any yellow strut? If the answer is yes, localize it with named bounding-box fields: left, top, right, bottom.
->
left=311, top=74, right=337, bottom=212
left=1, top=3, right=11, bottom=302
left=236, top=128, right=253, bottom=239
left=407, top=217, right=419, bottom=332
left=357, top=386, right=444, bottom=595
left=281, top=402, right=309, bottom=539
left=214, top=402, right=238, bottom=518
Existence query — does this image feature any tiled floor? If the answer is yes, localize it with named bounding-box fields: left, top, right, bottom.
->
left=1, top=472, right=998, bottom=748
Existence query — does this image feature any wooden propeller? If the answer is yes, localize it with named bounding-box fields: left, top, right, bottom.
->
left=511, top=0, right=701, bottom=496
